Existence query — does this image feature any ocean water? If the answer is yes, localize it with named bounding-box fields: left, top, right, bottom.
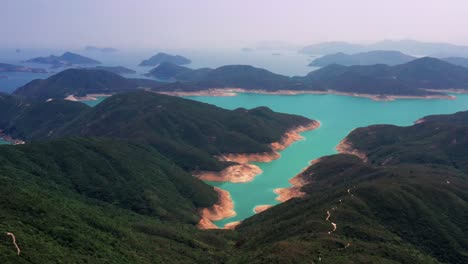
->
left=187, top=93, right=468, bottom=227
left=0, top=139, right=8, bottom=145
left=0, top=48, right=316, bottom=94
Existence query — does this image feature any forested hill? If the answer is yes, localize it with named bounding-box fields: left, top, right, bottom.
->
left=14, top=57, right=468, bottom=99
left=49, top=91, right=315, bottom=171
left=235, top=110, right=468, bottom=263
left=1, top=91, right=316, bottom=171
left=0, top=138, right=227, bottom=263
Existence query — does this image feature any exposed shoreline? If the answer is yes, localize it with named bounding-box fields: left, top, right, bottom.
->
left=65, top=93, right=113, bottom=102
left=273, top=158, right=321, bottom=202
left=196, top=121, right=320, bottom=228
left=254, top=205, right=273, bottom=214
left=197, top=187, right=237, bottom=230
left=194, top=121, right=320, bottom=183
left=0, top=131, right=25, bottom=145
left=335, top=139, right=368, bottom=162
left=158, top=88, right=456, bottom=101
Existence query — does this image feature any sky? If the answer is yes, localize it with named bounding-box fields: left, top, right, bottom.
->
left=2, top=0, right=468, bottom=49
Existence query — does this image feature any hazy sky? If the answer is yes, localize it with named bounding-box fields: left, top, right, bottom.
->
left=2, top=0, right=468, bottom=49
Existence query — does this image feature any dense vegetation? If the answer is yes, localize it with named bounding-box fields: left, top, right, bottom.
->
left=309, top=50, right=416, bottom=67
left=48, top=91, right=314, bottom=171
left=2, top=91, right=314, bottom=171
left=0, top=138, right=234, bottom=264
left=236, top=111, right=468, bottom=263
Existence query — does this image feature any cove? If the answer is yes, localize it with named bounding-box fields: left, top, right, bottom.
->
left=187, top=93, right=468, bottom=227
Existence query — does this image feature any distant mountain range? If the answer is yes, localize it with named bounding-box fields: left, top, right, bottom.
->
left=301, top=39, right=468, bottom=57
left=25, top=52, right=101, bottom=67
left=0, top=63, right=47, bottom=73
left=300, top=57, right=468, bottom=96
left=139, top=52, right=191, bottom=66
left=309, top=51, right=416, bottom=66
left=14, top=57, right=468, bottom=100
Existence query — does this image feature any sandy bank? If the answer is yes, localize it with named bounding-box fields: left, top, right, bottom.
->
left=254, top=205, right=273, bottom=213
left=336, top=139, right=368, bottom=162
left=158, top=88, right=455, bottom=101
left=197, top=187, right=236, bottom=229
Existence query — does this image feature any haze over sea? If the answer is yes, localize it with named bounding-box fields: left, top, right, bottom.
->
left=0, top=48, right=316, bottom=93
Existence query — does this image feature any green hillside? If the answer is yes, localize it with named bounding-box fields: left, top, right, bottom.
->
left=49, top=91, right=314, bottom=171
left=0, top=138, right=231, bottom=263
left=235, top=111, right=468, bottom=264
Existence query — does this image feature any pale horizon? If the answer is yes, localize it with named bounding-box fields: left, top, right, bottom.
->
left=2, top=0, right=468, bottom=50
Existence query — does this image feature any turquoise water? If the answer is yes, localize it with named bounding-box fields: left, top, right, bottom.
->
left=0, top=139, right=9, bottom=145
left=188, top=93, right=468, bottom=227
left=80, top=96, right=108, bottom=107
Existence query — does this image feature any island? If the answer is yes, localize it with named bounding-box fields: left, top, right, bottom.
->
left=0, top=63, right=47, bottom=73
left=25, top=51, right=101, bottom=67
left=309, top=50, right=416, bottom=66
left=139, top=52, right=191, bottom=66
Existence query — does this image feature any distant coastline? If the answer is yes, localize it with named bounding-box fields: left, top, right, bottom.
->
left=158, top=88, right=456, bottom=101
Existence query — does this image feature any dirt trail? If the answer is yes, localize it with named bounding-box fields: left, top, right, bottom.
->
left=325, top=209, right=337, bottom=234
left=6, top=232, right=21, bottom=255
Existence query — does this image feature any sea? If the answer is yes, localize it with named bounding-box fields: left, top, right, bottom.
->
left=1, top=48, right=468, bottom=227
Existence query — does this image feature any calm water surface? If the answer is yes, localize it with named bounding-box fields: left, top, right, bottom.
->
left=188, top=93, right=468, bottom=227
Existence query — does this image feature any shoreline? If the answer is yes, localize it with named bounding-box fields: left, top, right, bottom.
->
left=274, top=158, right=321, bottom=202
left=157, top=88, right=456, bottom=101
left=335, top=139, right=368, bottom=162
left=254, top=205, right=273, bottom=214
left=197, top=187, right=237, bottom=230
left=65, top=93, right=113, bottom=102
left=0, top=131, right=25, bottom=145
left=194, top=121, right=320, bottom=183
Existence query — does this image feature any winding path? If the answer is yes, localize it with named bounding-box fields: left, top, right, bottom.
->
left=6, top=232, right=21, bottom=255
